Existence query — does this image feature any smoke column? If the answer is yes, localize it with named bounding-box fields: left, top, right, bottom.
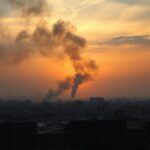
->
left=0, top=0, right=99, bottom=100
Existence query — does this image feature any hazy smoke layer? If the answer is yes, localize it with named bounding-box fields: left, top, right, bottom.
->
left=44, top=77, right=73, bottom=101
left=0, top=0, right=98, bottom=100
left=8, top=0, right=49, bottom=17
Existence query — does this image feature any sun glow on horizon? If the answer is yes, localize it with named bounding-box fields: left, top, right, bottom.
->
left=0, top=0, right=150, bottom=98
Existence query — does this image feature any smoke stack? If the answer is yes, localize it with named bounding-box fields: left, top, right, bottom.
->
left=71, top=74, right=81, bottom=98
left=71, top=73, right=91, bottom=98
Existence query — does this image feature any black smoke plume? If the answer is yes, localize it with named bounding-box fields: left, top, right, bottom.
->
left=0, top=1, right=98, bottom=100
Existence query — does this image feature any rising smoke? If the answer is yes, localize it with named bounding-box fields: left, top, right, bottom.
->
left=8, top=0, right=50, bottom=17
left=0, top=0, right=98, bottom=100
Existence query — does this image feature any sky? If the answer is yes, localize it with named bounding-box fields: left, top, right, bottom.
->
left=0, top=0, right=150, bottom=100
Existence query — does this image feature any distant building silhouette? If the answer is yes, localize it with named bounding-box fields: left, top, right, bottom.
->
left=89, top=97, right=104, bottom=114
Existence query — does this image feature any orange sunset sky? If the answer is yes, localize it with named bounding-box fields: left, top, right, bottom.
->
left=0, top=0, right=150, bottom=100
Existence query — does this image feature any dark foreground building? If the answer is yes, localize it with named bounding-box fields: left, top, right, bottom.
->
left=37, top=120, right=150, bottom=150
left=0, top=122, right=36, bottom=150
left=1, top=120, right=150, bottom=150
